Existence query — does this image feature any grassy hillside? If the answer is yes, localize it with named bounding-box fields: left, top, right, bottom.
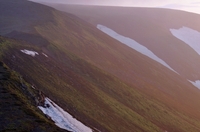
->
left=0, top=32, right=200, bottom=132
left=35, top=6, right=200, bottom=120
left=51, top=4, right=200, bottom=81
left=0, top=49, right=67, bottom=131
left=1, top=1, right=200, bottom=132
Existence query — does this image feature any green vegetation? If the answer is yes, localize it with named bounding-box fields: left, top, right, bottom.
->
left=0, top=38, right=13, bottom=57
left=1, top=0, right=200, bottom=132
left=0, top=61, right=67, bottom=132
left=34, top=10, right=200, bottom=132
left=1, top=35, right=200, bottom=131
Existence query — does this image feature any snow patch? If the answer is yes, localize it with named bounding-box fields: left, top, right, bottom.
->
left=170, top=27, right=200, bottom=55
left=189, top=80, right=200, bottom=89
left=42, top=53, right=48, bottom=57
left=97, top=24, right=177, bottom=73
left=20, top=49, right=39, bottom=57
left=94, top=127, right=102, bottom=132
left=38, top=97, right=92, bottom=132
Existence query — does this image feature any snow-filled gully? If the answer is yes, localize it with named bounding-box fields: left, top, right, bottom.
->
left=38, top=98, right=92, bottom=132
left=170, top=27, right=200, bottom=89
left=97, top=24, right=177, bottom=74
left=20, top=49, right=91, bottom=131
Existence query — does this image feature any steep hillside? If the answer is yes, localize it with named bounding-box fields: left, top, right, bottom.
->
left=32, top=3, right=200, bottom=119
left=2, top=0, right=200, bottom=132
left=50, top=4, right=200, bottom=81
left=2, top=30, right=200, bottom=132
left=0, top=48, right=67, bottom=131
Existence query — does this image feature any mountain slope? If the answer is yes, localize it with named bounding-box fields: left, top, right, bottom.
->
left=0, top=52, right=67, bottom=131
left=1, top=1, right=200, bottom=132
left=2, top=34, right=200, bottom=132
left=50, top=4, right=200, bottom=81
left=33, top=3, right=200, bottom=118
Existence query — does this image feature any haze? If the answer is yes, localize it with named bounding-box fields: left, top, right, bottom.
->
left=29, top=0, right=200, bottom=14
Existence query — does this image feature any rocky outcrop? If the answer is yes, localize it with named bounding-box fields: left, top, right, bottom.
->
left=0, top=61, right=68, bottom=132
left=35, top=90, right=46, bottom=106
left=0, top=62, right=10, bottom=81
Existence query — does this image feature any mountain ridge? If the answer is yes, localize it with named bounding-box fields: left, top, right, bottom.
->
left=1, top=1, right=200, bottom=131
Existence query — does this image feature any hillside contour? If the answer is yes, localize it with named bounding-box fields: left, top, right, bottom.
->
left=0, top=60, right=67, bottom=132
left=1, top=0, right=200, bottom=132
left=51, top=4, right=200, bottom=80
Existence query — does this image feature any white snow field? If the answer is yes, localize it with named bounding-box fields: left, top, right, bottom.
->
left=170, top=27, right=200, bottom=55
left=189, top=80, right=200, bottom=89
left=97, top=24, right=177, bottom=73
left=38, top=98, right=92, bottom=132
left=20, top=49, right=39, bottom=57
left=170, top=27, right=200, bottom=89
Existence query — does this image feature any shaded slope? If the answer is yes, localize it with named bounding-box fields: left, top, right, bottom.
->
left=2, top=1, right=200, bottom=132
left=0, top=0, right=56, bottom=35
left=0, top=60, right=67, bottom=132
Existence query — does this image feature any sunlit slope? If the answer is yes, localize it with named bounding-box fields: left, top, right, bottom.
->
left=33, top=4, right=200, bottom=121
left=52, top=5, right=200, bottom=81
left=2, top=1, right=200, bottom=132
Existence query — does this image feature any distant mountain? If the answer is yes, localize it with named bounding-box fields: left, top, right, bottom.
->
left=2, top=0, right=200, bottom=132
left=29, top=0, right=141, bottom=6
left=161, top=3, right=200, bottom=14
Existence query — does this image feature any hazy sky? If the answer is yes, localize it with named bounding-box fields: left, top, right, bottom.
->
left=30, top=0, right=200, bottom=7
left=29, top=0, right=200, bottom=14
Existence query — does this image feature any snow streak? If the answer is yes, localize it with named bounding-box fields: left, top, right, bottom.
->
left=38, top=98, right=92, bottom=132
left=189, top=80, right=200, bottom=89
left=97, top=24, right=177, bottom=73
left=20, top=49, right=39, bottom=57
